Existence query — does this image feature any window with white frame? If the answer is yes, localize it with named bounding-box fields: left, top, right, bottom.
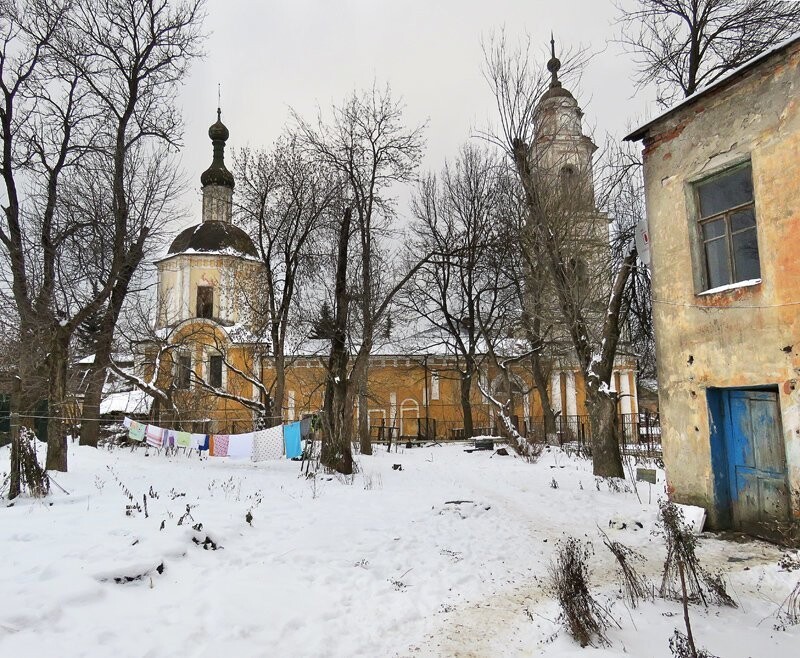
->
left=430, top=371, right=440, bottom=401
left=695, top=163, right=761, bottom=290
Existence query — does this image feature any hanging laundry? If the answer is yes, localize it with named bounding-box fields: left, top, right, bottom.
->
left=227, top=432, right=255, bottom=460
left=164, top=429, right=179, bottom=448
left=128, top=420, right=146, bottom=442
left=300, top=416, right=312, bottom=439
left=122, top=417, right=133, bottom=429
left=283, top=421, right=302, bottom=459
left=145, top=424, right=164, bottom=448
left=252, top=426, right=284, bottom=461
left=211, top=434, right=230, bottom=457
left=176, top=431, right=192, bottom=449
left=190, top=433, right=209, bottom=451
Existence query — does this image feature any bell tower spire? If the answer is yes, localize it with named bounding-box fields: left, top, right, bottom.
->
left=548, top=32, right=562, bottom=89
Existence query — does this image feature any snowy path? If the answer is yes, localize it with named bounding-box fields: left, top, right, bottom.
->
left=409, top=451, right=791, bottom=657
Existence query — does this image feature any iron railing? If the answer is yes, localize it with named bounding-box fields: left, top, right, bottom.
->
left=367, top=411, right=661, bottom=454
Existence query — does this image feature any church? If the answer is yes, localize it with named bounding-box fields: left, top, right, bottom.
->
left=138, top=51, right=640, bottom=443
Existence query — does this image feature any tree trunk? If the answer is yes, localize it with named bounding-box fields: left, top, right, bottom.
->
left=45, top=326, right=69, bottom=472
left=16, top=318, right=50, bottom=421
left=358, top=371, right=372, bottom=455
left=321, top=208, right=354, bottom=474
left=530, top=353, right=557, bottom=437
left=8, top=378, right=21, bottom=500
left=80, top=225, right=148, bottom=446
left=459, top=372, right=474, bottom=438
left=79, top=363, right=104, bottom=447
left=587, top=391, right=624, bottom=478
left=80, top=315, right=115, bottom=447
left=273, top=349, right=286, bottom=428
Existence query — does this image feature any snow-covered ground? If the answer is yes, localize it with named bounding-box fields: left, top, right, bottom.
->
left=1, top=441, right=798, bottom=657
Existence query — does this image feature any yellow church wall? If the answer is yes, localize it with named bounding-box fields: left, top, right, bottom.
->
left=156, top=254, right=262, bottom=329
left=145, top=319, right=640, bottom=439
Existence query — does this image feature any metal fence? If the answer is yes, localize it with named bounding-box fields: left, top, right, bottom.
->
left=367, top=411, right=661, bottom=455
left=523, top=411, right=662, bottom=457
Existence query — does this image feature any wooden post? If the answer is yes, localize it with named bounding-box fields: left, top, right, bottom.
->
left=9, top=376, right=22, bottom=500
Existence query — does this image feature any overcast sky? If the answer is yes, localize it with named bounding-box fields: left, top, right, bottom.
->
left=175, top=0, right=656, bottom=231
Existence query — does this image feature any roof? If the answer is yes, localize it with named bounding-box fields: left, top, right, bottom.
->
left=75, top=352, right=134, bottom=366
left=100, top=389, right=152, bottom=416
left=166, top=220, right=258, bottom=259
left=625, top=32, right=800, bottom=142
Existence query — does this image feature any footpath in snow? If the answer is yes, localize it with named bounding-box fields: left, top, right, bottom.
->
left=1, top=440, right=798, bottom=657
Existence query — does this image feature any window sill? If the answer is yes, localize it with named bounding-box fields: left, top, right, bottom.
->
left=697, top=278, right=761, bottom=296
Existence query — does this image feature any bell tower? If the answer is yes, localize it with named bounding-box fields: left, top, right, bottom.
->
left=533, top=36, right=598, bottom=209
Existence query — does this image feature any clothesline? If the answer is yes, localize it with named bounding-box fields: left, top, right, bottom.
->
left=5, top=414, right=275, bottom=424
left=123, top=416, right=312, bottom=462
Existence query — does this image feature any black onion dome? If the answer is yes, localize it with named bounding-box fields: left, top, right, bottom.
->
left=200, top=162, right=235, bottom=187
left=208, top=115, right=230, bottom=141
left=167, top=221, right=257, bottom=258
left=200, top=109, right=235, bottom=188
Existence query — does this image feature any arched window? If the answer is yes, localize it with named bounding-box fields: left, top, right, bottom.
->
left=399, top=398, right=420, bottom=437
left=560, top=165, right=576, bottom=188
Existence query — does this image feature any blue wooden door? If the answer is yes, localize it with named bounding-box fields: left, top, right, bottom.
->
left=724, top=390, right=789, bottom=535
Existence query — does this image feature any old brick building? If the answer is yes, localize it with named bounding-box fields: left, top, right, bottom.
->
left=626, top=35, right=800, bottom=538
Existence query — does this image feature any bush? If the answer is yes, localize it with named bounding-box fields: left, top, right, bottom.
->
left=548, top=537, right=617, bottom=647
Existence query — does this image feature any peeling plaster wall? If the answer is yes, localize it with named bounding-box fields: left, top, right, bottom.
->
left=640, top=43, right=800, bottom=528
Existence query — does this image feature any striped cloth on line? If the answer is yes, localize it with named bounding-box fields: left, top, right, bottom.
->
left=145, top=424, right=164, bottom=448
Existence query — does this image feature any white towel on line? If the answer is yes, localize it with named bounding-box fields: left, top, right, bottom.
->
left=227, top=432, right=255, bottom=460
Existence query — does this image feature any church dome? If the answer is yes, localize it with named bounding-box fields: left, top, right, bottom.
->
left=167, top=220, right=258, bottom=258
left=200, top=109, right=235, bottom=188
left=540, top=85, right=575, bottom=102
left=208, top=116, right=230, bottom=142
left=539, top=36, right=576, bottom=103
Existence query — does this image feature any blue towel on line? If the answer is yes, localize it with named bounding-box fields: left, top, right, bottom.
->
left=283, top=421, right=302, bottom=459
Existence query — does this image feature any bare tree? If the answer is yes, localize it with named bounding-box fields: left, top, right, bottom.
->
left=618, top=0, right=800, bottom=106
left=495, top=169, right=560, bottom=439
left=1, top=1, right=98, bottom=470
left=294, top=85, right=427, bottom=468
left=406, top=144, right=510, bottom=438
left=78, top=145, right=186, bottom=448
left=600, top=143, right=656, bottom=384
left=72, top=0, right=205, bottom=450
left=234, top=135, right=339, bottom=427
left=484, top=35, right=638, bottom=477
left=1, top=0, right=205, bottom=469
